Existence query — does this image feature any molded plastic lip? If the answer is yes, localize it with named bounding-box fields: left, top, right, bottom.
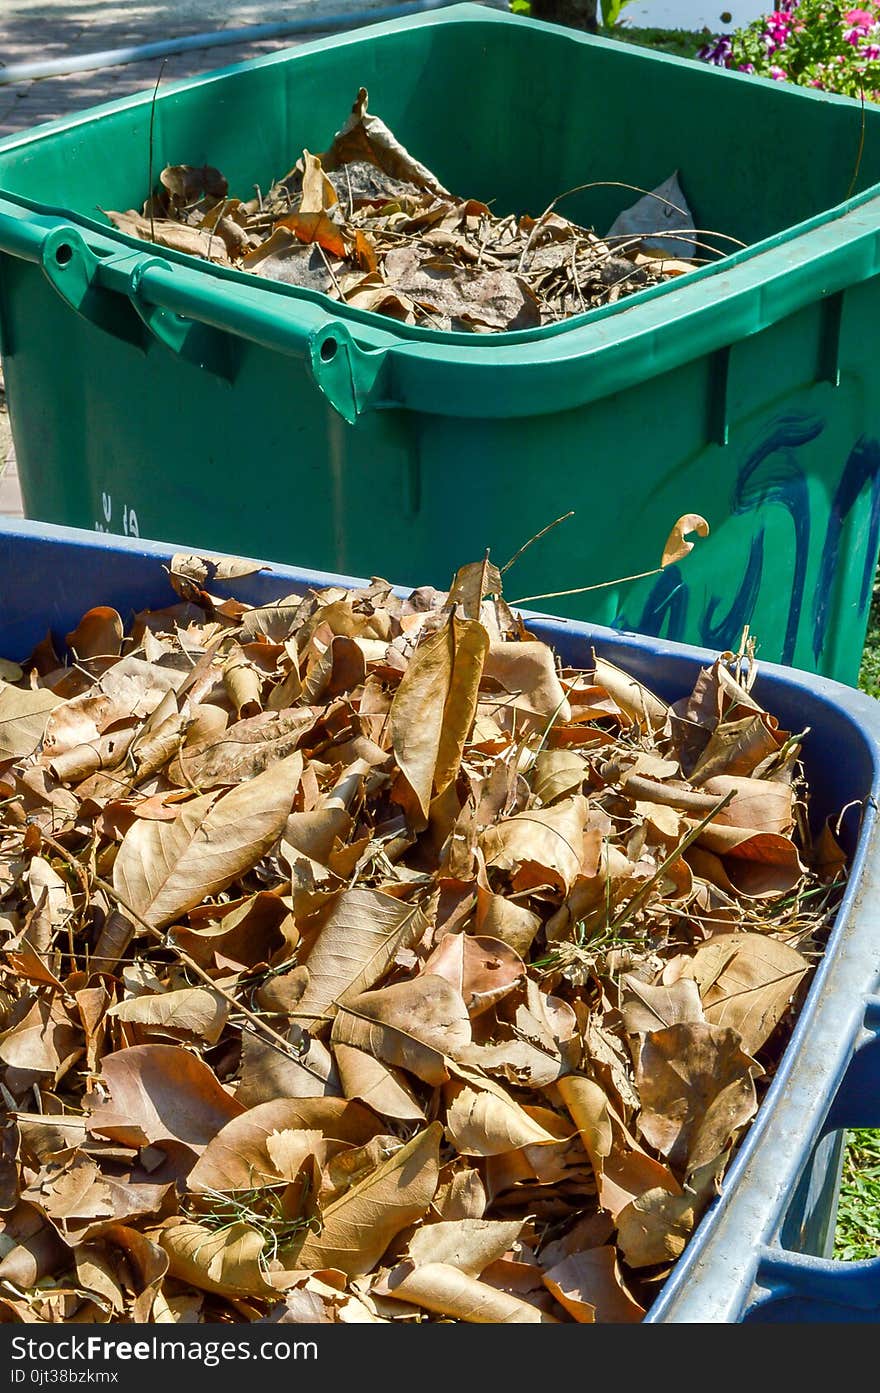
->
left=2, top=513, right=880, bottom=1322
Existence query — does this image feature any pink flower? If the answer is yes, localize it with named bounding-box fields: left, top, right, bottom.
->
left=809, top=77, right=824, bottom=86
left=768, top=64, right=788, bottom=78
left=844, top=7, right=874, bottom=26
left=845, top=25, right=865, bottom=42
left=863, top=41, right=880, bottom=55
left=739, top=61, right=756, bottom=71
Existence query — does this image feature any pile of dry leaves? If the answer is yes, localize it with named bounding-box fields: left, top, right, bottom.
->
left=0, top=544, right=846, bottom=1325
left=105, top=89, right=729, bottom=331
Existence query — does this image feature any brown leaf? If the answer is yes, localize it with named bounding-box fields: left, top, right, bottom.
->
left=87, top=1044, right=244, bottom=1149
left=482, top=641, right=571, bottom=730
left=333, top=1042, right=426, bottom=1121
left=0, top=684, right=62, bottom=760
left=320, top=87, right=452, bottom=198
left=294, top=889, right=429, bottom=1023
left=105, top=210, right=231, bottom=263
left=675, top=933, right=809, bottom=1055
left=391, top=616, right=489, bottom=822
left=636, top=1022, right=759, bottom=1176
left=615, top=1187, right=700, bottom=1269
left=0, top=1202, right=70, bottom=1286
left=332, top=976, right=472, bottom=1086
left=169, top=709, right=313, bottom=787
left=407, top=1218, right=523, bottom=1275
left=619, top=975, right=705, bottom=1036
left=691, top=823, right=805, bottom=898
left=422, top=933, right=525, bottom=1018
left=379, top=1261, right=559, bottom=1322
left=276, top=210, right=349, bottom=260
left=592, top=657, right=668, bottom=732
left=187, top=1098, right=376, bottom=1192
left=542, top=1246, right=645, bottom=1322
left=482, top=795, right=588, bottom=894
left=159, top=1219, right=277, bottom=1297
left=445, top=1078, right=562, bottom=1157
left=0, top=1118, right=20, bottom=1212
left=65, top=607, right=124, bottom=660
left=531, top=750, right=585, bottom=805
left=296, top=1122, right=442, bottom=1276
left=107, top=987, right=230, bottom=1045
left=700, top=774, right=793, bottom=835
left=237, top=1030, right=341, bottom=1107
left=0, top=997, right=80, bottom=1074
left=113, top=752, right=301, bottom=928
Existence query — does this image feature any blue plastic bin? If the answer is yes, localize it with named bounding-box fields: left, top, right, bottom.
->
left=2, top=516, right=880, bottom=1322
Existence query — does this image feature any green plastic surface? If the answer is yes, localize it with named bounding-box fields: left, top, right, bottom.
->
left=2, top=4, right=880, bottom=682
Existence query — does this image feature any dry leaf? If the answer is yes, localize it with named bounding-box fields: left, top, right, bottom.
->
left=296, top=1122, right=442, bottom=1275
left=113, top=752, right=301, bottom=927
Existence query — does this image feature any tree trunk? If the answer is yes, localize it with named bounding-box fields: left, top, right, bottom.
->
left=528, top=0, right=599, bottom=32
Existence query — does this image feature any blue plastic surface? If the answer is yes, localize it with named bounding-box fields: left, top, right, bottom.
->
left=2, top=516, right=880, bottom=1322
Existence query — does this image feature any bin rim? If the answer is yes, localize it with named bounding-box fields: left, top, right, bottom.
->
left=1, top=5, right=880, bottom=421
left=2, top=514, right=880, bottom=1322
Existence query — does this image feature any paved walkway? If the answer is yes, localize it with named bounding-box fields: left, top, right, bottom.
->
left=0, top=0, right=406, bottom=516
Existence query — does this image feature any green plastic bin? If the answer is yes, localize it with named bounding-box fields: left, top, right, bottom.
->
left=2, top=5, right=880, bottom=683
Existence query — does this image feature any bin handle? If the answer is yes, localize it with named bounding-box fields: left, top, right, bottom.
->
left=17, top=219, right=392, bottom=419
left=743, top=995, right=880, bottom=1320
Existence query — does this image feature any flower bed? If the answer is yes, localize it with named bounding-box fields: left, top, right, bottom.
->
left=699, top=0, right=880, bottom=101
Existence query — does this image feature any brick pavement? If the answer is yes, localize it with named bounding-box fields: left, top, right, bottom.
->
left=0, top=0, right=405, bottom=516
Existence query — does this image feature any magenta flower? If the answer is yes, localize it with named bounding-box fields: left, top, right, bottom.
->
left=768, top=64, right=788, bottom=78
left=863, top=41, right=880, bottom=54
left=844, top=7, right=874, bottom=25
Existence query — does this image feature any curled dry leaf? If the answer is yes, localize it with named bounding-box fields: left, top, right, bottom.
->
left=661, top=514, right=710, bottom=569
left=379, top=1261, right=560, bottom=1323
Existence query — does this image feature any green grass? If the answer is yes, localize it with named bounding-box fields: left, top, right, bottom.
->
left=596, top=24, right=709, bottom=58
left=833, top=587, right=880, bottom=1260
left=834, top=1129, right=880, bottom=1259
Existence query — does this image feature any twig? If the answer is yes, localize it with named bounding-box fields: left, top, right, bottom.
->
left=41, top=833, right=303, bottom=1063
left=510, top=563, right=665, bottom=606
left=846, top=86, right=867, bottom=201
left=316, top=241, right=344, bottom=300
left=147, top=58, right=168, bottom=245
left=603, top=228, right=741, bottom=261
left=539, top=180, right=748, bottom=249
left=608, top=790, right=735, bottom=933
left=570, top=245, right=587, bottom=314
left=500, top=510, right=575, bottom=576
left=345, top=162, right=355, bottom=220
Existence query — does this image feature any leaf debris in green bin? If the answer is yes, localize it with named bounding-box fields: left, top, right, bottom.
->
left=105, top=88, right=738, bottom=333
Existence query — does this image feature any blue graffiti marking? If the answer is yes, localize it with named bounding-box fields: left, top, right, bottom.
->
left=612, top=415, right=880, bottom=671
left=611, top=564, right=687, bottom=640
left=812, top=436, right=880, bottom=663
left=729, top=414, right=822, bottom=666
left=699, top=529, right=765, bottom=653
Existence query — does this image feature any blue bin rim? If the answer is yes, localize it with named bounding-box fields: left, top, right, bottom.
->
left=2, top=514, right=880, bottom=1322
